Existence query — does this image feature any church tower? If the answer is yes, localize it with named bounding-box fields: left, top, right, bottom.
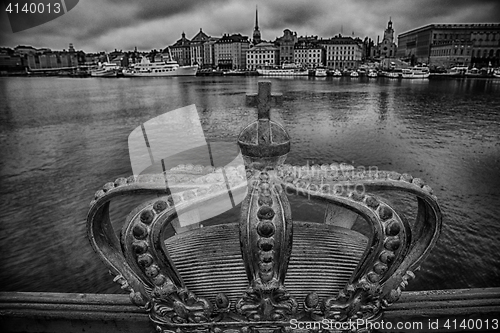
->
left=252, top=5, right=262, bottom=44
left=378, top=18, right=397, bottom=58
left=383, top=17, right=394, bottom=44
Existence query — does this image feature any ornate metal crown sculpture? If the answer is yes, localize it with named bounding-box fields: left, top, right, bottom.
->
left=87, top=82, right=442, bottom=333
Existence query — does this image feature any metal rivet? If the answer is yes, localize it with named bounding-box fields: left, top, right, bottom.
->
left=140, top=210, right=154, bottom=224
left=132, top=224, right=148, bottom=240
left=257, top=221, right=275, bottom=237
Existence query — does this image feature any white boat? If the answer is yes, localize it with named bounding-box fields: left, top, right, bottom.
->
left=123, top=55, right=198, bottom=77
left=350, top=71, right=359, bottom=77
left=445, top=66, right=467, bottom=77
left=257, top=68, right=308, bottom=76
left=257, top=63, right=308, bottom=76
left=315, top=68, right=327, bottom=77
left=367, top=70, right=378, bottom=78
left=223, top=69, right=246, bottom=76
left=357, top=68, right=367, bottom=75
left=332, top=69, right=342, bottom=77
left=401, top=66, right=430, bottom=79
left=493, top=69, right=500, bottom=78
left=465, top=67, right=482, bottom=77
left=90, top=58, right=120, bottom=77
left=382, top=69, right=403, bottom=78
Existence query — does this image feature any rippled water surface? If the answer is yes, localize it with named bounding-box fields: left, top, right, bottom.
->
left=0, top=76, right=499, bottom=293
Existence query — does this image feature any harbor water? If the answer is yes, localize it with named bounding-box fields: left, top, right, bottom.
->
left=0, top=76, right=499, bottom=294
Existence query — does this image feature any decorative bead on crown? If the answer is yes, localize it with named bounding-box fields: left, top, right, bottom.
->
left=87, top=82, right=442, bottom=333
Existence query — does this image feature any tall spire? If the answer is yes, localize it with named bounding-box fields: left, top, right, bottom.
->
left=255, top=5, right=259, bottom=30
left=252, top=4, right=261, bottom=44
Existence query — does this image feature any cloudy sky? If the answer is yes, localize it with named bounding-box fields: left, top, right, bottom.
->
left=0, top=0, right=498, bottom=52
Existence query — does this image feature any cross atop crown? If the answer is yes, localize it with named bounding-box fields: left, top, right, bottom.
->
left=246, top=81, right=283, bottom=120
left=239, top=82, right=289, bottom=168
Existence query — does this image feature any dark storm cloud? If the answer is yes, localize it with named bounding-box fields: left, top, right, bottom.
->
left=132, top=0, right=227, bottom=21
left=264, top=1, right=325, bottom=29
left=0, top=0, right=498, bottom=52
left=74, top=0, right=226, bottom=42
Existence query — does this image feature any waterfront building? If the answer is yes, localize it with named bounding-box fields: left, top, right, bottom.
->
left=274, top=29, right=298, bottom=65
left=252, top=6, right=262, bottom=45
left=190, top=28, right=210, bottom=67
left=203, top=37, right=220, bottom=69
left=470, top=28, right=500, bottom=67
left=0, top=48, right=24, bottom=72
left=19, top=44, right=80, bottom=70
left=246, top=42, right=279, bottom=70
left=214, top=33, right=249, bottom=70
left=319, top=36, right=363, bottom=69
left=397, top=23, right=500, bottom=68
left=293, top=38, right=325, bottom=68
left=170, top=32, right=191, bottom=66
left=429, top=39, right=473, bottom=68
left=202, top=37, right=220, bottom=69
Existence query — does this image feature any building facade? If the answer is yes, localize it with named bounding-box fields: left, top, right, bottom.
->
left=190, top=29, right=210, bottom=67
left=429, top=40, right=473, bottom=68
left=470, top=28, right=500, bottom=67
left=320, top=36, right=363, bottom=69
left=246, top=42, right=279, bottom=70
left=214, top=34, right=250, bottom=70
left=397, top=23, right=500, bottom=68
left=170, top=32, right=191, bottom=66
left=293, top=43, right=324, bottom=68
left=203, top=37, right=220, bottom=69
left=275, top=29, right=298, bottom=65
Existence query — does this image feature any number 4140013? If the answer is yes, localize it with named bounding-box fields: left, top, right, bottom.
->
left=5, top=2, right=61, bottom=14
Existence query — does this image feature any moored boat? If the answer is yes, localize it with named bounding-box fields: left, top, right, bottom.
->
left=401, top=66, right=430, bottom=79
left=367, top=70, right=378, bottom=78
left=382, top=68, right=403, bottom=78
left=465, top=67, right=482, bottom=77
left=350, top=70, right=359, bottom=77
left=223, top=69, right=246, bottom=76
left=257, top=68, right=308, bottom=76
left=257, top=63, right=308, bottom=76
left=123, top=56, right=198, bottom=77
left=315, top=67, right=328, bottom=77
left=90, top=61, right=120, bottom=77
left=332, top=69, right=342, bottom=77
left=440, top=66, right=468, bottom=77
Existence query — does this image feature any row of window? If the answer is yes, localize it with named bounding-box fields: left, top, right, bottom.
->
left=431, top=48, right=500, bottom=58
left=328, top=51, right=358, bottom=55
left=326, top=54, right=360, bottom=59
left=247, top=54, right=276, bottom=59
left=433, top=32, right=500, bottom=42
left=431, top=48, right=470, bottom=56
left=325, top=46, right=358, bottom=50
left=326, top=61, right=358, bottom=68
left=295, top=53, right=321, bottom=57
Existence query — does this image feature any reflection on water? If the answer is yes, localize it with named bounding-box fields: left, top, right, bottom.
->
left=0, top=76, right=499, bottom=293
